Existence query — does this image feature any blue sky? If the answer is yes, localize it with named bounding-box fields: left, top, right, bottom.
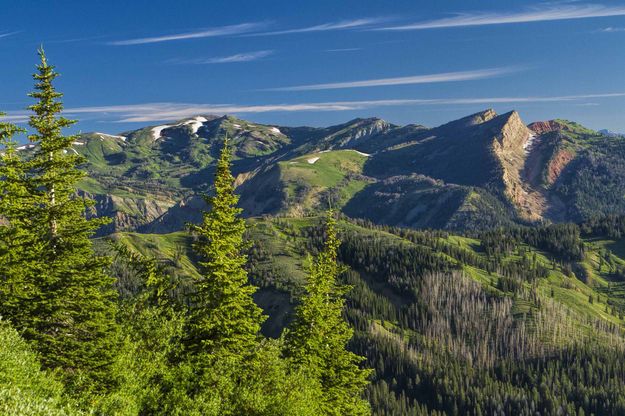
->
left=2, top=0, right=625, bottom=134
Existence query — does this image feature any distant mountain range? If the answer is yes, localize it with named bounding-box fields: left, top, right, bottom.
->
left=60, top=110, right=625, bottom=234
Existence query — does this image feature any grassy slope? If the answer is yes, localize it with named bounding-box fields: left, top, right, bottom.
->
left=243, top=150, right=371, bottom=216
left=110, top=231, right=201, bottom=281
left=113, top=217, right=625, bottom=338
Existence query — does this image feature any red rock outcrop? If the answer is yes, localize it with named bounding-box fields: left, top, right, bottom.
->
left=527, top=120, right=568, bottom=135
left=546, top=149, right=575, bottom=185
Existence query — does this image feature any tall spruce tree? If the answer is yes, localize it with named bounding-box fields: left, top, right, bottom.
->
left=13, top=48, right=118, bottom=389
left=284, top=212, right=372, bottom=416
left=185, top=137, right=265, bottom=359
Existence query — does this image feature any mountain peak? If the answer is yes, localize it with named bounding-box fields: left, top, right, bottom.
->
left=438, top=109, right=498, bottom=130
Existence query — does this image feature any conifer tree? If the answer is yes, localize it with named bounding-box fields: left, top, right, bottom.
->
left=185, top=137, right=265, bottom=359
left=0, top=114, right=40, bottom=326
left=13, top=48, right=118, bottom=389
left=284, top=212, right=372, bottom=415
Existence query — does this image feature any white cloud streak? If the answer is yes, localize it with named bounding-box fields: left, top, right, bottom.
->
left=108, top=22, right=266, bottom=45
left=601, top=26, right=625, bottom=32
left=325, top=48, right=363, bottom=52
left=265, top=67, right=519, bottom=91
left=4, top=93, right=623, bottom=124
left=378, top=4, right=625, bottom=30
left=109, top=18, right=380, bottom=45
left=0, top=31, right=20, bottom=39
left=7, top=93, right=624, bottom=123
left=171, top=50, right=273, bottom=65
left=247, top=18, right=383, bottom=36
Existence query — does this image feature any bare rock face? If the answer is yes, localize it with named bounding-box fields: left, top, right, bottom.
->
left=140, top=195, right=207, bottom=234
left=322, top=118, right=394, bottom=150
left=470, top=108, right=498, bottom=126
left=438, top=109, right=498, bottom=131
left=546, top=148, right=575, bottom=185
left=527, top=120, right=568, bottom=135
left=87, top=192, right=175, bottom=234
left=490, top=111, right=545, bottom=221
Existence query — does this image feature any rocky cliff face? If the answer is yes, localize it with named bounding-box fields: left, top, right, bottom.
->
left=438, top=109, right=498, bottom=131
left=87, top=192, right=175, bottom=234
left=314, top=118, right=395, bottom=151
left=546, top=148, right=575, bottom=185
left=489, top=111, right=545, bottom=221
left=528, top=120, right=569, bottom=135
left=140, top=195, right=206, bottom=234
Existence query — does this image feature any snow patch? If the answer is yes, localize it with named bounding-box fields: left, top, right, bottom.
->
left=152, top=116, right=207, bottom=140
left=307, top=157, right=320, bottom=164
left=96, top=132, right=126, bottom=142
left=184, top=116, right=207, bottom=134
left=16, top=144, right=35, bottom=151
left=270, top=127, right=282, bottom=135
left=350, top=149, right=370, bottom=157
left=72, top=141, right=85, bottom=146
left=151, top=125, right=171, bottom=141
left=524, top=133, right=537, bottom=154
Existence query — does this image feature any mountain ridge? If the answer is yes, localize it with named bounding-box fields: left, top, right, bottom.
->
left=60, top=109, right=625, bottom=234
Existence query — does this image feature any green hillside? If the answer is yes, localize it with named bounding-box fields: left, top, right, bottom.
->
left=239, top=149, right=370, bottom=216
left=105, top=215, right=625, bottom=414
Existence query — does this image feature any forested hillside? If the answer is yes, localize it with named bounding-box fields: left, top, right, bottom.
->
left=116, top=214, right=625, bottom=415
left=4, top=51, right=625, bottom=416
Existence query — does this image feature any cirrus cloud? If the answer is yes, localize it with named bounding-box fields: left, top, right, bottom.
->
left=169, top=50, right=274, bottom=65
left=264, top=67, right=521, bottom=91
left=4, top=93, right=624, bottom=124
left=108, top=22, right=266, bottom=45
left=377, top=4, right=625, bottom=30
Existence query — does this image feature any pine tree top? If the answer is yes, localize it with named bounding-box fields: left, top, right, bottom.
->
left=28, top=47, right=77, bottom=150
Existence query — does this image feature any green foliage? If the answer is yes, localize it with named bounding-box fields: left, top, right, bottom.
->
left=156, top=340, right=324, bottom=416
left=0, top=50, right=118, bottom=392
left=0, top=320, right=80, bottom=416
left=93, top=246, right=185, bottom=415
left=0, top=114, right=38, bottom=330
left=285, top=212, right=372, bottom=415
left=185, top=137, right=265, bottom=358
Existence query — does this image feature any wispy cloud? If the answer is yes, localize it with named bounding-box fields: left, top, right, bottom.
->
left=325, top=48, right=363, bottom=52
left=248, top=18, right=383, bottom=36
left=169, top=50, right=273, bottom=65
left=601, top=26, right=625, bottom=32
left=1, top=116, right=26, bottom=123
left=5, top=92, right=622, bottom=124
left=0, top=31, right=20, bottom=39
left=265, top=67, right=520, bottom=91
left=108, top=22, right=266, bottom=45
left=378, top=4, right=625, bottom=30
